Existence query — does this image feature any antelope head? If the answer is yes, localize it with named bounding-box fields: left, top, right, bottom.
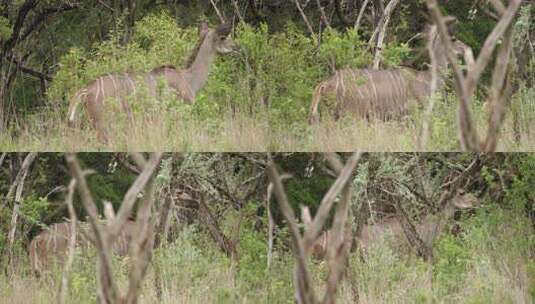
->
left=450, top=188, right=480, bottom=210
left=202, top=22, right=237, bottom=54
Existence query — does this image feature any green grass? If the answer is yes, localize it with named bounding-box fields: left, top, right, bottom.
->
left=1, top=204, right=533, bottom=303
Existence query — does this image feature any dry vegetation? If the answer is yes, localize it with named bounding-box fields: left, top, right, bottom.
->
left=2, top=98, right=534, bottom=152
left=1, top=153, right=533, bottom=303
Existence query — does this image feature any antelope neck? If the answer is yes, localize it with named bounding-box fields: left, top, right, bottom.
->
left=183, top=31, right=217, bottom=96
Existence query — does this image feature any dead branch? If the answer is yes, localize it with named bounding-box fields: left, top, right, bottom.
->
left=66, top=152, right=163, bottom=304
left=267, top=152, right=362, bottom=304
left=266, top=182, right=274, bottom=270
left=6, top=152, right=37, bottom=273
left=324, top=177, right=354, bottom=304
left=58, top=179, right=77, bottom=304
left=394, top=198, right=432, bottom=261
left=372, top=0, right=401, bottom=69
left=209, top=0, right=226, bottom=23
left=125, top=168, right=156, bottom=303
left=66, top=153, right=118, bottom=303
left=303, top=153, right=361, bottom=249
left=232, top=0, right=244, bottom=22
left=354, top=0, right=371, bottom=31
left=197, top=193, right=238, bottom=260
left=295, top=0, right=316, bottom=38
left=483, top=24, right=515, bottom=151
left=267, top=161, right=316, bottom=304
left=108, top=153, right=162, bottom=239
left=0, top=153, right=6, bottom=168
left=426, top=0, right=522, bottom=151
left=418, top=26, right=441, bottom=149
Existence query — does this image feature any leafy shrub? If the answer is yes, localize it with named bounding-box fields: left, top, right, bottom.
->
left=318, top=27, right=371, bottom=71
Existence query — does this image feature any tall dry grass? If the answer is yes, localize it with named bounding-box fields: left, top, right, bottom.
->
left=1, top=90, right=535, bottom=151
left=1, top=204, right=533, bottom=304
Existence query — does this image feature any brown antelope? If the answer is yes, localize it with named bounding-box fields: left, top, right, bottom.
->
left=303, top=189, right=478, bottom=259
left=28, top=220, right=137, bottom=276
left=67, top=22, right=237, bottom=142
left=309, top=23, right=471, bottom=124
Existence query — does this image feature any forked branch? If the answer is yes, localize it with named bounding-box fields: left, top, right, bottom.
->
left=65, top=152, right=162, bottom=304
left=267, top=152, right=362, bottom=304
left=426, top=0, right=522, bottom=151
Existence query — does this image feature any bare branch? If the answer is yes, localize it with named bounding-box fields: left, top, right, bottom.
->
left=65, top=153, right=118, bottom=303
left=465, top=0, right=521, bottom=94
left=232, top=0, right=244, bottom=22
left=355, top=0, right=371, bottom=31
left=6, top=152, right=37, bottom=273
left=324, top=168, right=357, bottom=304
left=372, top=0, right=401, bottom=69
left=58, top=179, right=77, bottom=304
left=66, top=153, right=162, bottom=304
left=303, top=153, right=361, bottom=249
left=266, top=161, right=316, bottom=304
left=109, top=153, right=163, bottom=239
left=426, top=0, right=522, bottom=151
left=125, top=170, right=156, bottom=304
left=483, top=24, right=515, bottom=151
left=295, top=0, right=316, bottom=38
left=266, top=182, right=274, bottom=270
left=209, top=0, right=226, bottom=23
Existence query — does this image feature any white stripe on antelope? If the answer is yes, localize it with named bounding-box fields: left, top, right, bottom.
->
left=67, top=22, right=237, bottom=142
left=28, top=220, right=137, bottom=276
left=309, top=21, right=471, bottom=124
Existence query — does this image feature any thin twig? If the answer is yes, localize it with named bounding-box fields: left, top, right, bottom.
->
left=295, top=0, right=316, bottom=38
left=209, top=0, right=226, bottom=23
left=232, top=0, right=244, bottom=22
left=354, top=0, right=371, bottom=31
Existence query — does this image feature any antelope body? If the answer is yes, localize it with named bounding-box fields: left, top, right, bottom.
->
left=67, top=22, right=237, bottom=142
left=305, top=190, right=478, bottom=259
left=309, top=24, right=470, bottom=124
left=28, top=220, right=137, bottom=276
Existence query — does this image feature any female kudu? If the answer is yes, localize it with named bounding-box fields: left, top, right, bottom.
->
left=309, top=22, right=471, bottom=124
left=67, top=22, right=237, bottom=142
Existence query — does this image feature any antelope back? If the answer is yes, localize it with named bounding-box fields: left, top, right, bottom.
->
left=309, top=22, right=470, bottom=124
left=357, top=217, right=402, bottom=251
left=357, top=190, right=479, bottom=251
left=29, top=220, right=137, bottom=275
left=29, top=222, right=73, bottom=275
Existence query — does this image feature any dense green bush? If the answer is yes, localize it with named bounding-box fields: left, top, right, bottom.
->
left=48, top=13, right=418, bottom=129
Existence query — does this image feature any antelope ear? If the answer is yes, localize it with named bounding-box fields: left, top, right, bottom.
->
left=216, top=23, right=232, bottom=37
left=444, top=16, right=458, bottom=34
left=199, top=22, right=209, bottom=37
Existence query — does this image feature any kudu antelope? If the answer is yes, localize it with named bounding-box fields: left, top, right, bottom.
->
left=28, top=220, right=137, bottom=276
left=309, top=22, right=470, bottom=124
left=303, top=189, right=478, bottom=259
left=67, top=22, right=237, bottom=142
